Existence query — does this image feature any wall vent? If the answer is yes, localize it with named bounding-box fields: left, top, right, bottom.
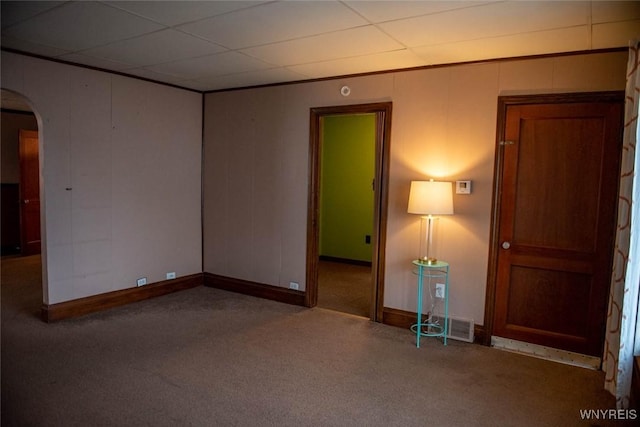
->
left=431, top=315, right=474, bottom=343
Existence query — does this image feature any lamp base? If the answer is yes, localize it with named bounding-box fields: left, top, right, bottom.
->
left=419, top=257, right=438, bottom=265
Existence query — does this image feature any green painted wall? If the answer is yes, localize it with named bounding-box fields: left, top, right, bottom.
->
left=320, top=114, right=375, bottom=262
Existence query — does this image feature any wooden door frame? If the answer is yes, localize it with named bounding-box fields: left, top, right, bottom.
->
left=306, top=102, right=392, bottom=322
left=482, top=91, right=624, bottom=346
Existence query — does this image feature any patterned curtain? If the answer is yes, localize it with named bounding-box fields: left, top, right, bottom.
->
left=603, top=39, right=640, bottom=408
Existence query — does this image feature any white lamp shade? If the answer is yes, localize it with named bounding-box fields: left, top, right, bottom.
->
left=408, top=181, right=454, bottom=215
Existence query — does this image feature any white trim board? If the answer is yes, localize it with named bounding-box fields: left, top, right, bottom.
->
left=491, top=336, right=601, bottom=370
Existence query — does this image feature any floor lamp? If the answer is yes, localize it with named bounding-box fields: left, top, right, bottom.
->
left=407, top=180, right=454, bottom=264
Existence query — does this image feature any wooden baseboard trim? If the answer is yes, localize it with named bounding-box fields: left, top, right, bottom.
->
left=382, top=306, right=487, bottom=344
left=41, top=273, right=203, bottom=322
left=473, top=324, right=488, bottom=345
left=382, top=307, right=416, bottom=329
left=203, top=272, right=305, bottom=306
left=319, top=255, right=372, bottom=267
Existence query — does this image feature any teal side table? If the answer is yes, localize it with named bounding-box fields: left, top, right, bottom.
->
left=410, top=260, right=449, bottom=348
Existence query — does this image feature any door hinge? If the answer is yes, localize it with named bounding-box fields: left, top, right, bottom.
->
left=499, top=140, right=515, bottom=146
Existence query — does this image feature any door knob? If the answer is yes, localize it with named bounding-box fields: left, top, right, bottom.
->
left=502, top=241, right=511, bottom=250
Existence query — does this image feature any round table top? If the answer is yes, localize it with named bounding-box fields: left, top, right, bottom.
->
left=412, top=259, right=449, bottom=268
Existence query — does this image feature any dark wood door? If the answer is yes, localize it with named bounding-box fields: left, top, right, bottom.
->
left=19, top=129, right=41, bottom=255
left=491, top=94, right=623, bottom=357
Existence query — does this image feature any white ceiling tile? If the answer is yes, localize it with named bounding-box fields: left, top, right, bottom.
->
left=172, top=79, right=214, bottom=91
left=345, top=1, right=496, bottom=23
left=0, top=0, right=634, bottom=92
left=148, top=51, right=274, bottom=80
left=242, top=26, right=405, bottom=66
left=412, top=26, right=590, bottom=65
left=121, top=67, right=186, bottom=84
left=81, top=29, right=227, bottom=67
left=179, top=1, right=368, bottom=49
left=58, top=52, right=134, bottom=71
left=105, top=1, right=264, bottom=26
left=0, top=34, right=71, bottom=57
left=380, top=1, right=590, bottom=47
left=592, top=20, right=640, bottom=49
left=1, top=1, right=65, bottom=28
left=591, top=1, right=640, bottom=24
left=2, top=1, right=164, bottom=51
left=197, top=68, right=309, bottom=91
left=289, top=49, right=427, bottom=79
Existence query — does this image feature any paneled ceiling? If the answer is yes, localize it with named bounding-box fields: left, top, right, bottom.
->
left=1, top=0, right=639, bottom=94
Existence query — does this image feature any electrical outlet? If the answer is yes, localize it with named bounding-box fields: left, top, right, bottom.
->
left=435, top=283, right=445, bottom=299
left=166, top=272, right=176, bottom=280
left=289, top=282, right=299, bottom=290
left=136, top=277, right=147, bottom=287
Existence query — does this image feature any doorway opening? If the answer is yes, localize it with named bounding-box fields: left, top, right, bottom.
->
left=306, top=102, right=392, bottom=321
left=1, top=89, right=44, bottom=318
left=317, top=113, right=375, bottom=318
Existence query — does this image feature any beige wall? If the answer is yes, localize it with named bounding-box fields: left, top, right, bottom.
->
left=203, top=51, right=627, bottom=325
left=1, top=51, right=203, bottom=304
left=0, top=49, right=625, bottom=321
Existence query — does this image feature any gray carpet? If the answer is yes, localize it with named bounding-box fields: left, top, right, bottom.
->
left=318, top=260, right=371, bottom=318
left=1, top=255, right=625, bottom=426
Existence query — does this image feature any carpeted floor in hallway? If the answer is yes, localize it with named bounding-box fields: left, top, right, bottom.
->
left=317, top=260, right=371, bottom=318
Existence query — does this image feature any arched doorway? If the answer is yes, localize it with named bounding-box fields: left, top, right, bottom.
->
left=1, top=88, right=46, bottom=316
